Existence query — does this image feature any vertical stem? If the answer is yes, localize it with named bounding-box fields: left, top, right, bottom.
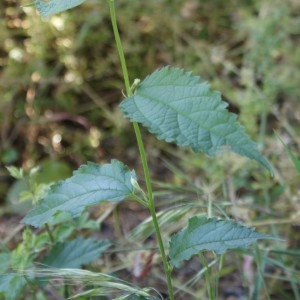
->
left=207, top=190, right=212, bottom=218
left=199, top=253, right=214, bottom=300
left=258, top=99, right=267, bottom=148
left=216, top=254, right=224, bottom=300
left=45, top=223, right=54, bottom=244
left=107, top=1, right=174, bottom=299
left=108, top=0, right=131, bottom=96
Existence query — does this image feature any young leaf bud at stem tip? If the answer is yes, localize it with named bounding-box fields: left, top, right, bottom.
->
left=130, top=176, right=140, bottom=190
left=131, top=78, right=141, bottom=94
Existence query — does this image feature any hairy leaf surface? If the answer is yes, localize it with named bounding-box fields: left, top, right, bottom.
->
left=169, top=216, right=271, bottom=268
left=23, top=160, right=136, bottom=227
left=120, top=67, right=271, bottom=172
left=35, top=0, right=85, bottom=17
left=43, top=238, right=111, bottom=268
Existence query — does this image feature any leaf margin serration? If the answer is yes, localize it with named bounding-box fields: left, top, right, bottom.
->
left=169, top=215, right=272, bottom=268
left=22, top=159, right=136, bottom=228
left=119, top=66, right=272, bottom=173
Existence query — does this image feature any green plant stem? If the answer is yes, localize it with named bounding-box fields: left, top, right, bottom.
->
left=199, top=253, right=215, bottom=300
left=148, top=201, right=174, bottom=298
left=45, top=223, right=54, bottom=244
left=108, top=0, right=130, bottom=96
left=107, top=1, right=174, bottom=299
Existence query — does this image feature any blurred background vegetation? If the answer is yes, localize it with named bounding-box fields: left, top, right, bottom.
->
left=1, top=0, right=300, bottom=299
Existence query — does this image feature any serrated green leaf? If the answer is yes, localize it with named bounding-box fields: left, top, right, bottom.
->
left=76, top=211, right=99, bottom=230
left=0, top=274, right=27, bottom=300
left=23, top=160, right=136, bottom=227
left=0, top=253, right=11, bottom=274
left=6, top=166, right=24, bottom=180
left=120, top=66, right=272, bottom=173
left=0, top=274, right=12, bottom=293
left=53, top=223, right=74, bottom=242
left=43, top=237, right=111, bottom=268
left=34, top=0, right=85, bottom=17
left=169, top=216, right=271, bottom=268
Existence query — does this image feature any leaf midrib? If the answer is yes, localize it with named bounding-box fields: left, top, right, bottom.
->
left=136, top=90, right=238, bottom=144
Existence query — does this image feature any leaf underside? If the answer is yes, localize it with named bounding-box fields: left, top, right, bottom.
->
left=43, top=237, right=111, bottom=268
left=23, top=160, right=136, bottom=228
left=120, top=66, right=272, bottom=173
left=34, top=0, right=85, bottom=17
left=169, top=216, right=271, bottom=268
